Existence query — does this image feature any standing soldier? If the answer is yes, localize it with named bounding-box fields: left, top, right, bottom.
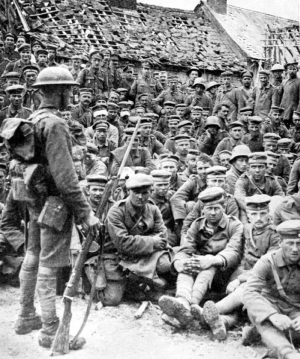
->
left=181, top=66, right=201, bottom=95
left=261, top=106, right=291, bottom=138
left=69, top=55, right=82, bottom=81
left=185, top=78, right=213, bottom=115
left=157, top=101, right=176, bottom=135
left=3, top=33, right=19, bottom=62
left=159, top=154, right=183, bottom=193
left=3, top=67, right=99, bottom=348
left=46, top=44, right=59, bottom=67
left=22, top=65, right=42, bottom=111
left=36, top=49, right=48, bottom=71
left=130, top=60, right=163, bottom=102
left=237, top=70, right=254, bottom=110
left=3, top=43, right=33, bottom=80
left=206, top=81, right=221, bottom=108
left=154, top=76, right=185, bottom=107
left=242, top=116, right=264, bottom=152
left=270, top=63, right=285, bottom=88
left=118, top=64, right=135, bottom=93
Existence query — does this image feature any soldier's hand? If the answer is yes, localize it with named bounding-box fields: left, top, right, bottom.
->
left=174, top=259, right=191, bottom=274
left=269, top=313, right=292, bottom=331
left=226, top=279, right=240, bottom=294
left=82, top=212, right=101, bottom=237
left=291, top=317, right=300, bottom=333
left=153, top=234, right=167, bottom=250
left=190, top=254, right=215, bottom=270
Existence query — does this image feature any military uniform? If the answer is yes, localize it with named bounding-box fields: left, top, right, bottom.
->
left=185, top=93, right=213, bottom=114
left=3, top=47, right=19, bottom=62
left=212, top=137, right=244, bottom=165
left=139, top=134, right=169, bottom=157
left=226, top=166, right=244, bottom=195
left=77, top=67, right=108, bottom=98
left=273, top=194, right=300, bottom=225
left=0, top=105, right=32, bottom=125
left=242, top=132, right=264, bottom=152
left=261, top=122, right=291, bottom=139
left=154, top=89, right=185, bottom=107
left=22, top=86, right=42, bottom=111
left=71, top=103, right=93, bottom=128
left=198, top=131, right=229, bottom=156
left=213, top=84, right=240, bottom=122
left=287, top=158, right=300, bottom=195
left=4, top=59, right=33, bottom=80
left=130, top=76, right=163, bottom=101
left=252, top=83, right=277, bottom=120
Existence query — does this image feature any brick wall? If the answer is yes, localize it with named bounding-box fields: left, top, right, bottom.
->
left=108, top=0, right=137, bottom=10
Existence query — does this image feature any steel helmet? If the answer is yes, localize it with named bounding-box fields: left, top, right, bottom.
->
left=271, top=64, right=284, bottom=72
left=32, top=67, right=79, bottom=87
left=204, top=116, right=221, bottom=129
left=229, top=145, right=251, bottom=163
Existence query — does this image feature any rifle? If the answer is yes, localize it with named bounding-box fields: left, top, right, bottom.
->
left=50, top=116, right=141, bottom=356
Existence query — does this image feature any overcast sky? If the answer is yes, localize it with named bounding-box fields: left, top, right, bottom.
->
left=139, top=0, right=300, bottom=21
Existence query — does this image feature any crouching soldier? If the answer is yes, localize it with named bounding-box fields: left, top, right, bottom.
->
left=106, top=174, right=173, bottom=299
left=202, top=195, right=280, bottom=341
left=159, top=187, right=243, bottom=327
left=243, top=220, right=300, bottom=359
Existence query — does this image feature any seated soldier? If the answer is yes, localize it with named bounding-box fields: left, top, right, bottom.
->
left=179, top=149, right=200, bottom=182
left=106, top=174, right=173, bottom=300
left=138, top=117, right=168, bottom=158
left=212, top=121, right=245, bottom=165
left=150, top=170, right=178, bottom=247
left=273, top=191, right=300, bottom=225
left=202, top=195, right=280, bottom=341
left=261, top=106, right=291, bottom=139
left=157, top=101, right=176, bottom=135
left=190, top=106, right=205, bottom=138
left=165, top=115, right=180, bottom=140
left=182, top=166, right=239, bottom=241
left=147, top=112, right=167, bottom=145
left=242, top=116, right=264, bottom=152
left=159, top=154, right=184, bottom=193
left=173, top=134, right=191, bottom=173
left=226, top=145, right=251, bottom=195
left=235, top=152, right=284, bottom=223
left=218, top=150, right=232, bottom=171
left=198, top=116, right=229, bottom=156
left=243, top=220, right=300, bottom=359
left=266, top=151, right=288, bottom=194
left=111, top=128, right=156, bottom=175
left=238, top=106, right=253, bottom=133
left=170, top=154, right=213, bottom=230
left=85, top=143, right=108, bottom=177
left=159, top=187, right=243, bottom=327
left=164, top=120, right=197, bottom=154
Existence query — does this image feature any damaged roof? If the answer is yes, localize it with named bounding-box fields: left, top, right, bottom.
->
left=19, top=0, right=246, bottom=71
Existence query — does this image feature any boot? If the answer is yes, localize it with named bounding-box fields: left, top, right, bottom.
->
left=37, top=268, right=60, bottom=349
left=15, top=264, right=42, bottom=335
left=241, top=325, right=261, bottom=346
left=203, top=301, right=227, bottom=341
left=159, top=295, right=192, bottom=327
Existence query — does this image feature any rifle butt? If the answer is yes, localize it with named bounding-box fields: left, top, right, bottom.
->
left=50, top=298, right=72, bottom=356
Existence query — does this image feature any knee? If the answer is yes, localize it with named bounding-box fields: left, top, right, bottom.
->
left=157, top=254, right=171, bottom=274
left=97, top=281, right=125, bottom=307
left=22, top=252, right=39, bottom=271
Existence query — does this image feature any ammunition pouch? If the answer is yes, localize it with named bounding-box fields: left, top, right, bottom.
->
left=37, top=196, right=69, bottom=232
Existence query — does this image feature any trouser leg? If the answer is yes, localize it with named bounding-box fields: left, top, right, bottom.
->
left=176, top=273, right=194, bottom=303
left=191, top=267, right=216, bottom=305
left=216, top=286, right=243, bottom=314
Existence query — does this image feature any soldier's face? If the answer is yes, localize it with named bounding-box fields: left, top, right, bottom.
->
left=25, top=71, right=37, bottom=86
left=239, top=112, right=251, bottom=122
left=161, top=161, right=177, bottom=177
left=140, top=96, right=148, bottom=107
left=175, top=140, right=190, bottom=156
left=259, top=75, right=268, bottom=86
left=179, top=126, right=192, bottom=136
left=229, top=127, right=243, bottom=140
left=249, top=164, right=266, bottom=181
left=95, top=128, right=107, bottom=141
left=164, top=106, right=174, bottom=115
left=293, top=116, right=300, bottom=127
left=218, top=106, right=229, bottom=120
left=142, top=66, right=150, bottom=77
left=219, top=154, right=231, bottom=170
left=169, top=80, right=177, bottom=90
left=194, top=85, right=204, bottom=95
left=127, top=136, right=139, bottom=150
left=5, top=36, right=15, bottom=48
left=38, top=54, right=47, bottom=63
left=197, top=161, right=210, bottom=181
left=176, top=108, right=185, bottom=117
left=270, top=111, right=281, bottom=124
left=191, top=112, right=202, bottom=122
left=72, top=59, right=81, bottom=68
left=9, top=93, right=22, bottom=107
left=84, top=153, right=95, bottom=166
left=242, top=77, right=252, bottom=88
left=91, top=57, right=101, bottom=69
left=249, top=123, right=260, bottom=134
left=267, top=159, right=277, bottom=174
left=187, top=155, right=197, bottom=174
left=207, top=177, right=226, bottom=190
left=247, top=209, right=270, bottom=229
left=263, top=142, right=277, bottom=152
left=109, top=93, right=120, bottom=103
left=189, top=71, right=198, bottom=81
left=61, top=111, right=72, bottom=122
left=17, top=38, right=25, bottom=48
left=20, top=50, right=31, bottom=62
left=153, top=182, right=169, bottom=197
left=32, top=44, right=41, bottom=53
left=129, top=187, right=151, bottom=207
left=223, top=76, right=231, bottom=86
left=273, top=70, right=283, bottom=80
left=203, top=203, right=224, bottom=225
left=277, top=147, right=289, bottom=154
left=80, top=93, right=92, bottom=106
left=281, top=238, right=300, bottom=264
left=287, top=65, right=298, bottom=79
left=136, top=108, right=145, bottom=116
left=126, top=70, right=133, bottom=80
left=108, top=109, right=117, bottom=120
left=160, top=73, right=167, bottom=84
left=233, top=157, right=248, bottom=172
left=48, top=50, right=56, bottom=61
left=89, top=185, right=104, bottom=205
left=6, top=79, right=19, bottom=86
left=140, top=125, right=152, bottom=137
left=207, top=125, right=219, bottom=136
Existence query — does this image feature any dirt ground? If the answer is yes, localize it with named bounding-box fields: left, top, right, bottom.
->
left=0, top=284, right=266, bottom=359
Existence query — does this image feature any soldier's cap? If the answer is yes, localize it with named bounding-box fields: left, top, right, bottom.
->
left=228, top=121, right=244, bottom=129
left=168, top=119, right=180, bottom=126
left=190, top=106, right=203, bottom=113
left=263, top=132, right=280, bottom=143
left=206, top=166, right=227, bottom=178
left=18, top=43, right=31, bottom=53
left=276, top=220, right=300, bottom=239
left=140, top=117, right=152, bottom=126
left=124, top=127, right=141, bottom=137
left=145, top=112, right=159, bottom=119
left=71, top=55, right=82, bottom=60
left=163, top=100, right=176, bottom=107
left=206, top=81, right=220, bottom=91
left=128, top=116, right=140, bottom=125
left=293, top=111, right=300, bottom=118
left=229, top=144, right=251, bottom=163
left=126, top=173, right=153, bottom=189
left=266, top=151, right=280, bottom=162
left=2, top=71, right=21, bottom=79
left=137, top=93, right=148, bottom=101
left=249, top=116, right=263, bottom=124
left=188, top=149, right=200, bottom=156
left=205, top=116, right=221, bottom=129
left=159, top=153, right=179, bottom=164
left=5, top=32, right=15, bottom=40
left=177, top=120, right=193, bottom=129
left=284, top=60, right=298, bottom=69
left=271, top=64, right=285, bottom=72
left=110, top=89, right=121, bottom=97
left=277, top=138, right=292, bottom=148
left=186, top=66, right=200, bottom=76
left=192, top=77, right=206, bottom=89
left=174, top=134, right=191, bottom=143
left=119, top=167, right=135, bottom=180
left=245, top=194, right=271, bottom=211
left=22, top=64, right=40, bottom=74
left=259, top=69, right=270, bottom=76
left=86, top=142, right=98, bottom=154
left=92, top=120, right=109, bottom=131
left=175, top=103, right=186, bottom=109
left=221, top=70, right=233, bottom=77
left=80, top=88, right=93, bottom=95
left=248, top=152, right=268, bottom=165
left=86, top=174, right=108, bottom=187
left=241, top=70, right=253, bottom=78
left=118, top=101, right=131, bottom=108
left=47, top=44, right=58, bottom=50
left=94, top=109, right=108, bottom=117
left=107, top=102, right=119, bottom=110
left=151, top=169, right=171, bottom=183
left=36, top=49, right=48, bottom=56
left=81, top=55, right=90, bottom=63
left=271, top=105, right=285, bottom=113
left=5, top=84, right=24, bottom=95
left=0, top=118, right=32, bottom=140
left=168, top=115, right=181, bottom=121
left=117, top=87, right=128, bottom=94
left=239, top=106, right=253, bottom=114
left=198, top=187, right=225, bottom=205
left=219, top=150, right=232, bottom=157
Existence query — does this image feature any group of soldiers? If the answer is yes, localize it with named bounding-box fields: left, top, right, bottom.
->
left=1, top=33, right=300, bottom=359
